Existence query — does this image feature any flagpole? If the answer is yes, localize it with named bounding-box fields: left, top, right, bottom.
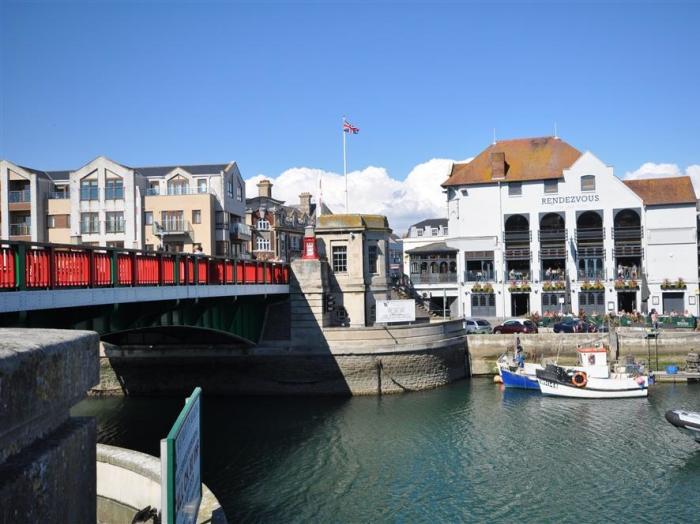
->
left=343, top=117, right=349, bottom=213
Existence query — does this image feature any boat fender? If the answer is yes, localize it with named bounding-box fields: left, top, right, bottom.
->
left=635, top=376, right=646, bottom=386
left=571, top=371, right=588, bottom=388
left=493, top=375, right=503, bottom=384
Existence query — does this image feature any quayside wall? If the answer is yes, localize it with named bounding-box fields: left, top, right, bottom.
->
left=468, top=329, right=700, bottom=374
left=94, top=320, right=469, bottom=396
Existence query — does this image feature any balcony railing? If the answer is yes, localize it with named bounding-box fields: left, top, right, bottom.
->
left=105, top=221, right=125, bottom=234
left=154, top=220, right=191, bottom=234
left=105, top=188, right=124, bottom=200
left=410, top=272, right=458, bottom=284
left=575, top=227, right=605, bottom=242
left=613, top=246, right=643, bottom=257
left=540, top=269, right=567, bottom=281
left=612, top=226, right=643, bottom=241
left=80, top=188, right=99, bottom=201
left=540, top=247, right=566, bottom=259
left=9, top=190, right=31, bottom=203
left=538, top=229, right=566, bottom=242
left=80, top=223, right=100, bottom=234
left=504, top=248, right=530, bottom=260
left=147, top=187, right=211, bottom=196
left=504, top=230, right=531, bottom=243
left=578, top=246, right=605, bottom=258
left=464, top=270, right=495, bottom=282
left=9, top=223, right=31, bottom=236
left=506, top=270, right=530, bottom=281
left=48, top=191, right=70, bottom=200
left=231, top=222, right=251, bottom=238
left=577, top=268, right=606, bottom=280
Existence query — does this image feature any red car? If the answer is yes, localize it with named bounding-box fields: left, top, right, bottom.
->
left=492, top=319, right=539, bottom=334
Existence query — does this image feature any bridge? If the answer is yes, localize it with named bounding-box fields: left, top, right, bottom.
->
left=0, top=240, right=290, bottom=343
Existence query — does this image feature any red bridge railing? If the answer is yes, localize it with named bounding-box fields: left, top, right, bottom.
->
left=0, top=240, right=290, bottom=291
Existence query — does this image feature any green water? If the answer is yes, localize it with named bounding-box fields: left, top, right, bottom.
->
left=74, top=380, right=700, bottom=523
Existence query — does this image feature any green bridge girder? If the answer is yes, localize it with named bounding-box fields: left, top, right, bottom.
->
left=0, top=295, right=284, bottom=344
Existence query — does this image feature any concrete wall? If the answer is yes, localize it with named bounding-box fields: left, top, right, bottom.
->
left=0, top=329, right=99, bottom=523
left=96, top=444, right=226, bottom=524
left=97, top=320, right=469, bottom=396
left=467, top=329, right=700, bottom=374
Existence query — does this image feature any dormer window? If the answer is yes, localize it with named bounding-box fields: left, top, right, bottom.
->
left=581, top=175, right=596, bottom=192
left=508, top=182, right=522, bottom=197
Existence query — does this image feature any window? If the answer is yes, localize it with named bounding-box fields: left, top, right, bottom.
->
left=105, top=212, right=125, bottom=233
left=80, top=180, right=98, bottom=201
left=105, top=179, right=124, bottom=200
left=256, top=237, right=271, bottom=251
left=257, top=219, right=270, bottom=230
left=197, top=179, right=207, bottom=193
left=544, top=179, right=558, bottom=194
left=80, top=212, right=99, bottom=234
left=508, top=182, right=522, bottom=196
left=581, top=175, right=596, bottom=192
left=167, top=178, right=188, bottom=195
left=444, top=227, right=448, bottom=236
left=227, top=179, right=234, bottom=198
left=332, top=245, right=348, bottom=273
left=47, top=215, right=56, bottom=229
left=145, top=212, right=153, bottom=225
left=149, top=181, right=160, bottom=195
left=161, top=211, right=184, bottom=232
left=236, top=183, right=243, bottom=201
left=145, top=244, right=154, bottom=251
left=192, top=210, right=201, bottom=224
left=416, top=229, right=423, bottom=237
left=216, top=241, right=230, bottom=256
left=106, top=241, right=124, bottom=248
left=431, top=228, right=439, bottom=236
left=368, top=245, right=378, bottom=274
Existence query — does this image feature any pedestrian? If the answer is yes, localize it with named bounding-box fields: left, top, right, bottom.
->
left=651, top=309, right=659, bottom=331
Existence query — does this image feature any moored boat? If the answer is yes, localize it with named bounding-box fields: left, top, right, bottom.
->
left=665, top=410, right=700, bottom=442
left=535, top=346, right=650, bottom=399
left=496, top=353, right=542, bottom=390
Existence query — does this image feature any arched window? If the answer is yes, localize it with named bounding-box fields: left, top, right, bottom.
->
left=439, top=261, right=448, bottom=274
left=581, top=175, right=596, bottom=192
left=449, top=261, right=457, bottom=273
left=420, top=262, right=428, bottom=273
left=430, top=262, right=438, bottom=274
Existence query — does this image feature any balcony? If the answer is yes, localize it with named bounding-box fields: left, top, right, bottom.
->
left=9, top=223, right=31, bottom=236
left=147, top=187, right=211, bottom=196
left=504, top=248, right=530, bottom=260
left=464, top=270, right=495, bottom=282
left=9, top=190, right=31, bottom=203
left=48, top=191, right=70, bottom=199
left=503, top=230, right=531, bottom=243
left=578, top=246, right=604, bottom=258
left=538, top=229, right=566, bottom=242
left=539, top=247, right=566, bottom=259
left=613, top=246, right=643, bottom=257
left=540, top=269, right=567, bottom=281
left=154, top=220, right=191, bottom=235
left=575, top=228, right=605, bottom=242
left=612, top=226, right=643, bottom=241
left=577, top=268, right=606, bottom=280
left=410, top=272, right=458, bottom=284
left=231, top=222, right=251, bottom=239
left=105, top=188, right=124, bottom=200
left=506, top=270, right=530, bottom=281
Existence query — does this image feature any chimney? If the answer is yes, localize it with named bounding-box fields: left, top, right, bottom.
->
left=299, top=192, right=312, bottom=215
left=490, top=152, right=506, bottom=180
left=257, top=179, right=273, bottom=198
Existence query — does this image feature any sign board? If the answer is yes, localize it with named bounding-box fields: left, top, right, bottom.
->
left=376, top=300, right=416, bottom=323
left=161, top=387, right=202, bottom=524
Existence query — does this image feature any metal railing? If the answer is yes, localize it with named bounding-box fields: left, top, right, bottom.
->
left=80, top=223, right=100, bottom=234
left=464, top=270, right=495, bottom=282
left=612, top=226, right=643, bottom=241
left=9, top=190, right=31, bottom=203
left=155, top=220, right=191, bottom=234
left=540, top=269, right=567, bottom=281
left=503, top=230, right=531, bottom=243
left=505, top=270, right=530, bottom=281
left=105, top=187, right=124, bottom=200
left=80, top=188, right=99, bottom=201
left=231, top=222, right=251, bottom=237
left=0, top=239, right=290, bottom=290
left=9, top=224, right=31, bottom=236
left=538, top=229, right=566, bottom=242
left=410, top=272, right=458, bottom=284
left=575, top=227, right=605, bottom=241
left=577, top=269, right=606, bottom=280
left=147, top=187, right=211, bottom=196
left=48, top=191, right=70, bottom=200
left=105, top=221, right=125, bottom=234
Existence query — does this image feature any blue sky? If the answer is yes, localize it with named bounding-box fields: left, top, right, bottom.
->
left=1, top=1, right=699, bottom=229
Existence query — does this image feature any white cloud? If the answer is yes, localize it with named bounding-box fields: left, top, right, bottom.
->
left=246, top=158, right=472, bottom=234
left=624, top=162, right=700, bottom=197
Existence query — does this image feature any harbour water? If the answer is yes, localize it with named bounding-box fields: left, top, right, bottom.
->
left=74, top=380, right=700, bottom=522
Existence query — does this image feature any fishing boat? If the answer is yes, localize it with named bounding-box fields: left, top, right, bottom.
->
left=535, top=346, right=650, bottom=398
left=496, top=353, right=542, bottom=390
left=665, top=410, right=700, bottom=442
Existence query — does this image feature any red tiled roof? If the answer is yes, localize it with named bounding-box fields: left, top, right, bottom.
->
left=442, top=136, right=582, bottom=187
left=623, top=177, right=696, bottom=206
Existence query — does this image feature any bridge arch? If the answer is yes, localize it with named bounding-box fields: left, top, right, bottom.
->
left=101, top=325, right=256, bottom=348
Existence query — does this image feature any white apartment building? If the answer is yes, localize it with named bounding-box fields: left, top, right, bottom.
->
left=443, top=136, right=698, bottom=318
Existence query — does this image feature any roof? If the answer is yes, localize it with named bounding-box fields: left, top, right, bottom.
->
left=135, top=163, right=230, bottom=177
left=405, top=241, right=458, bottom=254
left=317, top=214, right=390, bottom=231
left=410, top=218, right=448, bottom=229
left=246, top=196, right=286, bottom=208
left=623, top=177, right=696, bottom=206
left=443, top=136, right=582, bottom=187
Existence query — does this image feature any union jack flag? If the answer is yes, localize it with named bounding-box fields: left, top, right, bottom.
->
left=343, top=120, right=359, bottom=134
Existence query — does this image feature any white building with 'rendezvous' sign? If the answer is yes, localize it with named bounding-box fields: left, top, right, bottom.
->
left=440, top=136, right=698, bottom=318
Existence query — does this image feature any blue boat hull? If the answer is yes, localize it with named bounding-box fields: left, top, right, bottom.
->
left=500, top=368, right=540, bottom=390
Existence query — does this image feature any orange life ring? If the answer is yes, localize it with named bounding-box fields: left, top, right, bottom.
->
left=571, top=371, right=588, bottom=388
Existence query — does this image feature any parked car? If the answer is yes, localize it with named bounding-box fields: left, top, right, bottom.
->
left=492, top=319, right=538, bottom=334
left=553, top=318, right=598, bottom=333
left=463, top=318, right=493, bottom=334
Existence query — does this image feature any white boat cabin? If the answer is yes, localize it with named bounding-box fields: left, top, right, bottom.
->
left=576, top=346, right=609, bottom=379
